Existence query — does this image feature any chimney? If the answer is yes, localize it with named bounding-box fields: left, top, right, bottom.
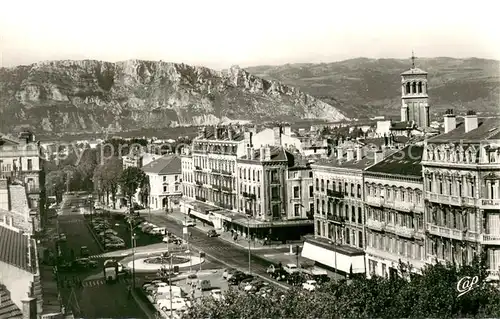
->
left=21, top=296, right=37, bottom=319
left=203, top=127, right=207, bottom=138
left=247, top=147, right=252, bottom=159
left=250, top=125, right=257, bottom=134
left=336, top=147, right=344, bottom=160
left=250, top=147, right=255, bottom=160
left=273, top=126, right=282, bottom=146
left=214, top=127, right=219, bottom=140
left=8, top=216, right=13, bottom=227
left=464, top=110, right=478, bottom=133
left=264, top=146, right=271, bottom=161
left=260, top=146, right=265, bottom=161
left=356, top=145, right=363, bottom=160
left=228, top=128, right=233, bottom=140
left=374, top=150, right=383, bottom=164
left=443, top=109, right=457, bottom=133
left=346, top=148, right=354, bottom=161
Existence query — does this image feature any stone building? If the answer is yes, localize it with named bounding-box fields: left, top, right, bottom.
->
left=400, top=53, right=430, bottom=128
left=421, top=112, right=500, bottom=278
left=364, top=145, right=426, bottom=277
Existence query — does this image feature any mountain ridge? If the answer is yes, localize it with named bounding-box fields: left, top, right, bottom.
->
left=0, top=59, right=347, bottom=134
left=246, top=57, right=500, bottom=118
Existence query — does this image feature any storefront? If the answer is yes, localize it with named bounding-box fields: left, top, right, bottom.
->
left=301, top=235, right=366, bottom=275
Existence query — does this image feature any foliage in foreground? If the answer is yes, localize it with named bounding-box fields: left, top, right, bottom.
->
left=188, top=257, right=500, bottom=319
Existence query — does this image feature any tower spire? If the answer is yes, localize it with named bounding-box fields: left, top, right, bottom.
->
left=411, top=50, right=416, bottom=68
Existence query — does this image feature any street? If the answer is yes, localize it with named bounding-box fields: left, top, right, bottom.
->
left=56, top=193, right=146, bottom=319
left=144, top=213, right=289, bottom=286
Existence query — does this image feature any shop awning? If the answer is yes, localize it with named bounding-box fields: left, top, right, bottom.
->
left=232, top=216, right=313, bottom=229
left=301, top=237, right=365, bottom=274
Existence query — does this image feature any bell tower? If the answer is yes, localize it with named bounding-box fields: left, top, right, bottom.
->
left=400, top=51, right=430, bottom=128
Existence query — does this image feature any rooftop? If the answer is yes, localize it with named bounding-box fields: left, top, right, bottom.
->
left=194, top=127, right=245, bottom=142
left=401, top=67, right=428, bottom=75
left=390, top=121, right=414, bottom=130
left=238, top=146, right=288, bottom=162
left=366, top=145, right=424, bottom=177
left=141, top=154, right=181, bottom=175
left=428, top=118, right=500, bottom=143
left=0, top=223, right=31, bottom=272
left=312, top=150, right=379, bottom=170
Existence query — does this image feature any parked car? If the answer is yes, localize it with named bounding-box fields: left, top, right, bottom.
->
left=302, top=279, right=319, bottom=291
left=283, top=263, right=299, bottom=274
left=226, top=269, right=242, bottom=281
left=142, top=280, right=164, bottom=291
left=207, top=230, right=219, bottom=237
left=228, top=273, right=253, bottom=285
left=80, top=246, right=90, bottom=257
left=211, top=289, right=224, bottom=301
left=73, top=258, right=98, bottom=269
left=59, top=233, right=67, bottom=241
left=222, top=268, right=236, bottom=279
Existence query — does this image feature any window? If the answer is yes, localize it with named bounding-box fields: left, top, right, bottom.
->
left=358, top=231, right=363, bottom=248
left=271, top=186, right=280, bottom=199
left=309, top=171, right=313, bottom=178
left=272, top=204, right=280, bottom=217
left=293, top=186, right=300, bottom=198
left=316, top=178, right=319, bottom=190
left=175, top=175, right=178, bottom=181
left=294, top=204, right=301, bottom=217
left=271, top=170, right=279, bottom=183
left=175, top=185, right=179, bottom=192
left=357, top=184, right=361, bottom=198
left=321, top=179, right=324, bottom=191
left=27, top=159, right=33, bottom=171
left=163, top=176, right=167, bottom=182
left=163, top=185, right=167, bottom=192
left=358, top=207, right=362, bottom=224
left=351, top=206, right=356, bottom=222
left=309, top=185, right=314, bottom=197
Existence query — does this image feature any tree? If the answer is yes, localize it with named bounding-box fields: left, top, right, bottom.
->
left=45, top=171, right=66, bottom=203
left=93, top=157, right=122, bottom=208
left=118, top=167, right=146, bottom=208
left=139, top=175, right=150, bottom=208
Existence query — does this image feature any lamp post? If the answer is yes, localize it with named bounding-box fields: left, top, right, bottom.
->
left=247, top=216, right=251, bottom=274
left=129, top=220, right=139, bottom=288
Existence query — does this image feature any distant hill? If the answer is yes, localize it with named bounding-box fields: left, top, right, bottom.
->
left=0, top=60, right=346, bottom=134
left=246, top=57, right=500, bottom=119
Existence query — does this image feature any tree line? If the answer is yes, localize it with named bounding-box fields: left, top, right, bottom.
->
left=188, top=255, right=500, bottom=318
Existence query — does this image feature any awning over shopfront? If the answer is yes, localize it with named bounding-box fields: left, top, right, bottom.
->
left=232, top=216, right=314, bottom=229
left=301, top=236, right=365, bottom=274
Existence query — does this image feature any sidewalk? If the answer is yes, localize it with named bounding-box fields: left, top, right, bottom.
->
left=162, top=210, right=301, bottom=251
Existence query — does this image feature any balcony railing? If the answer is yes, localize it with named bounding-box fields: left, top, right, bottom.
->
left=365, top=195, right=384, bottom=207
left=195, top=181, right=203, bottom=186
left=215, top=202, right=233, bottom=210
left=395, top=225, right=415, bottom=238
left=195, top=196, right=206, bottom=202
left=194, top=166, right=202, bottom=171
left=221, top=186, right=233, bottom=193
left=212, top=184, right=221, bottom=191
left=393, top=200, right=415, bottom=212
left=427, top=224, right=464, bottom=241
left=221, top=170, right=232, bottom=176
left=326, top=189, right=343, bottom=198
left=426, top=192, right=463, bottom=207
left=366, top=218, right=386, bottom=231
left=481, top=234, right=500, bottom=245
left=326, top=214, right=346, bottom=224
left=245, top=208, right=253, bottom=215
left=211, top=169, right=220, bottom=174
left=480, top=199, right=500, bottom=210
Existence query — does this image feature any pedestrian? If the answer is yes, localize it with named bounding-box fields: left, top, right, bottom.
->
left=127, top=285, right=132, bottom=299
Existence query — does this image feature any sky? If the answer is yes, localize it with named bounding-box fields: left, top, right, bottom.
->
left=0, top=0, right=499, bottom=70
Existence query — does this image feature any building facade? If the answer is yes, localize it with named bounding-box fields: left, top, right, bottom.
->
left=0, top=131, right=44, bottom=231
left=364, top=146, right=427, bottom=277
left=421, top=113, right=500, bottom=277
left=141, top=155, right=182, bottom=210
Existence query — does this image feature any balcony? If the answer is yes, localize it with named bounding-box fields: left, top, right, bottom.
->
left=211, top=184, right=221, bottom=191
left=426, top=192, right=463, bottom=206
left=215, top=202, right=233, bottom=210
left=366, top=218, right=386, bottom=231
left=195, top=181, right=203, bottom=186
left=211, top=169, right=220, bottom=174
left=194, top=166, right=202, bottom=171
left=365, top=195, right=385, bottom=207
left=195, top=196, right=206, bottom=202
left=221, top=186, right=233, bottom=193
left=481, top=234, right=500, bottom=245
left=427, top=224, right=464, bottom=241
left=326, top=189, right=343, bottom=198
left=480, top=199, right=500, bottom=210
left=221, top=170, right=232, bottom=176
left=245, top=208, right=253, bottom=215
left=393, top=200, right=415, bottom=212
left=395, top=225, right=415, bottom=238
left=326, top=214, right=346, bottom=224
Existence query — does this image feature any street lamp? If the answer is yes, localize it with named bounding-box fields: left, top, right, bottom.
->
left=129, top=220, right=139, bottom=288
left=247, top=216, right=251, bottom=274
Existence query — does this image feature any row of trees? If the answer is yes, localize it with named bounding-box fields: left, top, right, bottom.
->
left=189, top=256, right=500, bottom=318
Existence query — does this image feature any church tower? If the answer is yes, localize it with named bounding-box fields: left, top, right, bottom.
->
left=400, top=52, right=430, bottom=128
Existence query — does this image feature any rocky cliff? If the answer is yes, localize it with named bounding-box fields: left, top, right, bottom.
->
left=0, top=60, right=347, bottom=133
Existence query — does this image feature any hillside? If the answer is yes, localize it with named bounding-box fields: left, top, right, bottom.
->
left=246, top=57, right=500, bottom=118
left=0, top=60, right=347, bottom=134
